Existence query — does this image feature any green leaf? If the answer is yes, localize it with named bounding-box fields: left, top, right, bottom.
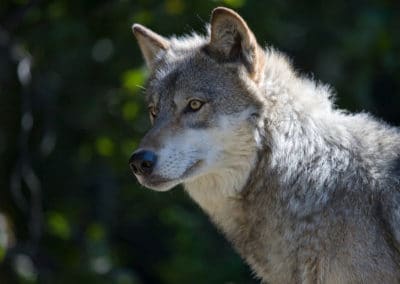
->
left=122, top=102, right=140, bottom=121
left=222, top=0, right=246, bottom=8
left=165, top=0, right=185, bottom=15
left=122, top=69, right=146, bottom=93
left=47, top=212, right=71, bottom=240
left=95, top=137, right=114, bottom=157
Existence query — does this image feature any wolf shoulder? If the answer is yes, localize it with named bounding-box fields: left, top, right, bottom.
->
left=348, top=112, right=400, bottom=180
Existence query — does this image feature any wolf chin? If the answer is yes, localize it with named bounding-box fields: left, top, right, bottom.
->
left=129, top=7, right=400, bottom=283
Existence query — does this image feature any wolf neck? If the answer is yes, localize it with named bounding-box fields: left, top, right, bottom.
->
left=184, top=166, right=253, bottom=226
left=183, top=137, right=259, bottom=234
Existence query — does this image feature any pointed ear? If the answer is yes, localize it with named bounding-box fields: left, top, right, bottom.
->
left=132, top=24, right=170, bottom=69
left=208, top=7, right=264, bottom=82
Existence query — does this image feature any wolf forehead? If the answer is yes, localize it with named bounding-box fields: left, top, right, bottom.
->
left=145, top=55, right=215, bottom=100
left=145, top=46, right=258, bottom=113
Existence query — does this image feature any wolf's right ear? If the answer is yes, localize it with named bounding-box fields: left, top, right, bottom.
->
left=207, top=7, right=265, bottom=82
left=132, top=24, right=170, bottom=69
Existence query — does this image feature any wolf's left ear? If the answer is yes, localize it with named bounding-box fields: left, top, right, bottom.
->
left=208, top=7, right=265, bottom=82
left=132, top=24, right=170, bottom=69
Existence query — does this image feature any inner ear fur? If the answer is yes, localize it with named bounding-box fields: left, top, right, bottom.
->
left=208, top=7, right=265, bottom=82
left=132, top=24, right=170, bottom=69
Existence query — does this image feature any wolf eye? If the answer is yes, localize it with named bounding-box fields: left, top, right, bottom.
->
left=187, top=99, right=204, bottom=112
left=148, top=105, right=157, bottom=122
left=148, top=106, right=157, bottom=117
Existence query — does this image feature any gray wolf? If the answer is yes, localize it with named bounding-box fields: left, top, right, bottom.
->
left=129, top=7, right=400, bottom=283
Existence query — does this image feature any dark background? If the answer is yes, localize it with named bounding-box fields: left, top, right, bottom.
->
left=0, top=0, right=399, bottom=283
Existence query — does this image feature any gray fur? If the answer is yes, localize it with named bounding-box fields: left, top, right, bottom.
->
left=131, top=7, right=400, bottom=283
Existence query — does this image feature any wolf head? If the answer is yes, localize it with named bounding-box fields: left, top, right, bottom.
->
left=130, top=7, right=266, bottom=192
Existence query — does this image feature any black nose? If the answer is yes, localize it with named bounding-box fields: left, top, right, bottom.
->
left=129, top=150, right=157, bottom=176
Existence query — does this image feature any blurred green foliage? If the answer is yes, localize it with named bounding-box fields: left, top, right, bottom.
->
left=0, top=0, right=399, bottom=283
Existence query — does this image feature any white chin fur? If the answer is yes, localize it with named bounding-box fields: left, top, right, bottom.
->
left=144, top=180, right=180, bottom=192
left=134, top=174, right=179, bottom=191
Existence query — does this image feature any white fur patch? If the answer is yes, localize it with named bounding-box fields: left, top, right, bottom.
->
left=156, top=131, right=209, bottom=180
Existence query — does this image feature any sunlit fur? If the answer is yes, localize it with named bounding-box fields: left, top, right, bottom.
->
left=132, top=7, right=400, bottom=283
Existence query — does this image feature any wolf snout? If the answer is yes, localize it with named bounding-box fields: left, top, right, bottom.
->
left=129, top=149, right=157, bottom=176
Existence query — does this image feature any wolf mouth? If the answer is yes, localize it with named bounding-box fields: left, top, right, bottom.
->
left=141, top=159, right=204, bottom=190
left=181, top=159, right=203, bottom=179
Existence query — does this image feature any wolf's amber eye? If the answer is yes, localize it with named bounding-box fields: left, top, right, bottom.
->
left=188, top=99, right=204, bottom=112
